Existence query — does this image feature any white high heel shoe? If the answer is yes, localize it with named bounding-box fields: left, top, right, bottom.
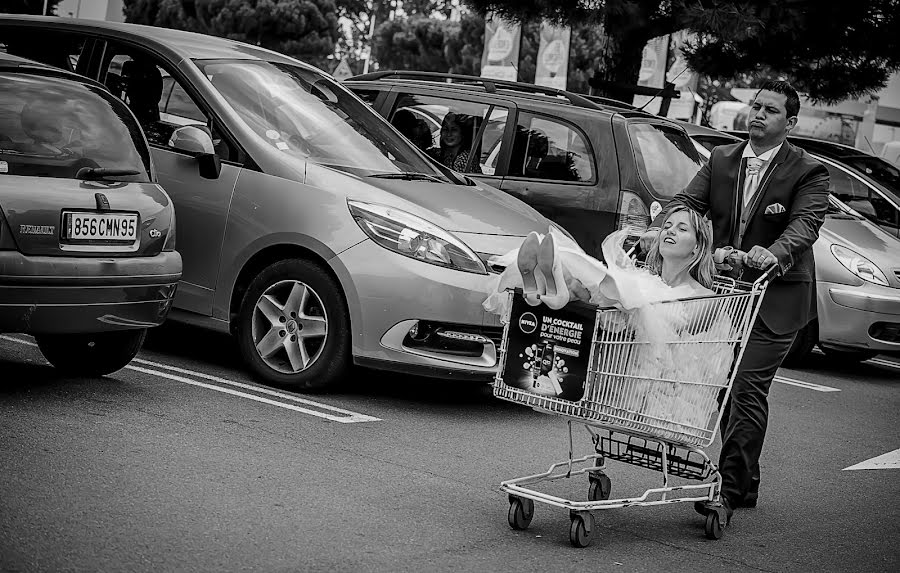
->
left=516, top=231, right=543, bottom=306
left=537, top=233, right=570, bottom=310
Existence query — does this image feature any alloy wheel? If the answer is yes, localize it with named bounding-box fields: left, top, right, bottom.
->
left=251, top=279, right=328, bottom=374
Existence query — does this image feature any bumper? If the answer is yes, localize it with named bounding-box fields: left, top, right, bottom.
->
left=0, top=251, right=182, bottom=334
left=334, top=240, right=504, bottom=380
left=817, top=281, right=900, bottom=351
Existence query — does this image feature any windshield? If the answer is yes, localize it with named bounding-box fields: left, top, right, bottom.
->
left=0, top=72, right=151, bottom=181
left=841, top=155, right=900, bottom=199
left=628, top=122, right=703, bottom=198
left=195, top=59, right=445, bottom=177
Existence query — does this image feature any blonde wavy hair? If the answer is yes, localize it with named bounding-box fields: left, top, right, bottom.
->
left=645, top=205, right=716, bottom=290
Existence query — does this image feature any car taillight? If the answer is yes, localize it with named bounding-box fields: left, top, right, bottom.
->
left=617, top=191, right=650, bottom=235
left=162, top=212, right=176, bottom=252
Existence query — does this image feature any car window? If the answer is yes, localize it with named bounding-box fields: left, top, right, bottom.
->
left=353, top=89, right=380, bottom=105
left=101, top=51, right=238, bottom=162
left=0, top=30, right=88, bottom=73
left=628, top=123, right=703, bottom=198
left=822, top=162, right=900, bottom=233
left=692, top=134, right=738, bottom=153
left=0, top=72, right=151, bottom=181
left=842, top=155, right=900, bottom=199
left=162, top=77, right=207, bottom=125
left=390, top=94, right=510, bottom=175
left=507, top=112, right=594, bottom=182
left=196, top=59, right=446, bottom=178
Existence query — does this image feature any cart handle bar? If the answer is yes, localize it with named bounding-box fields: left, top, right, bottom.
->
left=628, top=245, right=779, bottom=288
left=724, top=249, right=780, bottom=289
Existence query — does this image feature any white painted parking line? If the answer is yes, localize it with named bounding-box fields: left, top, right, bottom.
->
left=131, top=357, right=380, bottom=422
left=1, top=334, right=38, bottom=347
left=774, top=374, right=841, bottom=392
left=843, top=448, right=900, bottom=471
left=869, top=357, right=900, bottom=371
left=0, top=335, right=381, bottom=423
left=127, top=365, right=380, bottom=423
left=812, top=348, right=900, bottom=371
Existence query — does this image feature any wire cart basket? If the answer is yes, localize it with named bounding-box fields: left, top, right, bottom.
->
left=493, top=269, right=773, bottom=547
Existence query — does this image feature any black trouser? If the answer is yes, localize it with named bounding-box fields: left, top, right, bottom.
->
left=718, top=317, right=797, bottom=505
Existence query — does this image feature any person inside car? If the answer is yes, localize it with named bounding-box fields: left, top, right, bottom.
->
left=121, top=57, right=170, bottom=144
left=391, top=109, right=432, bottom=151
left=426, top=112, right=481, bottom=173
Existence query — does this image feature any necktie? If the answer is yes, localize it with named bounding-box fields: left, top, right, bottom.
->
left=743, top=157, right=764, bottom=207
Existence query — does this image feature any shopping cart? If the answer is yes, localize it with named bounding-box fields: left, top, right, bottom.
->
left=493, top=264, right=775, bottom=547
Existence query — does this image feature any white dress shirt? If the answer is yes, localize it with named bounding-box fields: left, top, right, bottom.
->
left=741, top=141, right=783, bottom=207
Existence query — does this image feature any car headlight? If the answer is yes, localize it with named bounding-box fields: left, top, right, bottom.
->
left=348, top=200, right=487, bottom=275
left=831, top=245, right=890, bottom=286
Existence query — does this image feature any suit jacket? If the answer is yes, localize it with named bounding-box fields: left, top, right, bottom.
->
left=657, top=140, right=830, bottom=335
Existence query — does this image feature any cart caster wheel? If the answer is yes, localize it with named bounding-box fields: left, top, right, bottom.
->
left=569, top=511, right=595, bottom=548
left=704, top=511, right=724, bottom=540
left=588, top=474, right=612, bottom=501
left=508, top=496, right=534, bottom=530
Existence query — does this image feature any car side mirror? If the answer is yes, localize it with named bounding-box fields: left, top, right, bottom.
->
left=168, top=125, right=221, bottom=180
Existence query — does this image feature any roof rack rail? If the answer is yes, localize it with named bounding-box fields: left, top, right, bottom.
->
left=348, top=70, right=603, bottom=111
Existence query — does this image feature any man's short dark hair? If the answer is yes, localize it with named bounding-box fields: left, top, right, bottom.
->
left=756, top=80, right=800, bottom=119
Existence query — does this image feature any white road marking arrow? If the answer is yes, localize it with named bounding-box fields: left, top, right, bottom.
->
left=843, top=448, right=900, bottom=471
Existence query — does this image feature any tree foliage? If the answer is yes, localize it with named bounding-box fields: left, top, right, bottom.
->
left=372, top=15, right=450, bottom=72
left=370, top=11, right=610, bottom=94
left=3, top=0, right=63, bottom=14
left=123, top=0, right=340, bottom=70
left=371, top=9, right=484, bottom=75
left=463, top=0, right=900, bottom=103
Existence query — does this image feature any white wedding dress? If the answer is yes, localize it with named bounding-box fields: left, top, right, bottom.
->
left=484, top=228, right=735, bottom=432
left=482, top=228, right=703, bottom=318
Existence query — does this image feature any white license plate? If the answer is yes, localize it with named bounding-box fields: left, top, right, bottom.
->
left=64, top=212, right=138, bottom=242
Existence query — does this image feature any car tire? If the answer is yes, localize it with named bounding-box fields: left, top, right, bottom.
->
left=782, top=318, right=818, bottom=368
left=820, top=345, right=878, bottom=363
left=235, top=258, right=350, bottom=392
left=35, top=329, right=147, bottom=376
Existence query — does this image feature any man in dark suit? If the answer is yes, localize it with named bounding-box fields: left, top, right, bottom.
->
left=642, top=80, right=830, bottom=527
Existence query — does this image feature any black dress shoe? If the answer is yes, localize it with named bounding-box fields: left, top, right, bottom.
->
left=737, top=493, right=758, bottom=508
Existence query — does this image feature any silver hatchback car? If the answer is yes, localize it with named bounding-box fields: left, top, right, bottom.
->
left=0, top=17, right=555, bottom=390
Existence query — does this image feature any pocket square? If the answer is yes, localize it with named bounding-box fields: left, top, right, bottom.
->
left=765, top=203, right=786, bottom=215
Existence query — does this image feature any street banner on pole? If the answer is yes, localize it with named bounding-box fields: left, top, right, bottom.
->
left=534, top=21, right=571, bottom=90
left=481, top=13, right=521, bottom=82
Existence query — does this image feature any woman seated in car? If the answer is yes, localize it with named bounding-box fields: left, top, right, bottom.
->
left=426, top=112, right=481, bottom=173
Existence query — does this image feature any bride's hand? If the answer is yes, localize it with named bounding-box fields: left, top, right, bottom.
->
left=713, top=247, right=735, bottom=272
left=638, top=228, right=658, bottom=253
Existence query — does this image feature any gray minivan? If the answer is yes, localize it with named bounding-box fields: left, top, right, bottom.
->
left=0, top=16, right=556, bottom=390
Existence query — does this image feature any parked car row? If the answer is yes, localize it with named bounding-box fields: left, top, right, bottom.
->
left=350, top=72, right=900, bottom=366
left=344, top=70, right=705, bottom=257
left=1, top=16, right=558, bottom=390
left=2, top=15, right=895, bottom=389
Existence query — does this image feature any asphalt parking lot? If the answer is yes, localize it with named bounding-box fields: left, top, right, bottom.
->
left=1, top=323, right=898, bottom=573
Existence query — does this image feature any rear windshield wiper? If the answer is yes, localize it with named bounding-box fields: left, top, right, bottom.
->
left=368, top=172, right=445, bottom=184
left=76, top=167, right=140, bottom=180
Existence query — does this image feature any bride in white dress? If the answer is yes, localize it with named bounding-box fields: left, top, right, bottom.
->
left=483, top=204, right=717, bottom=316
